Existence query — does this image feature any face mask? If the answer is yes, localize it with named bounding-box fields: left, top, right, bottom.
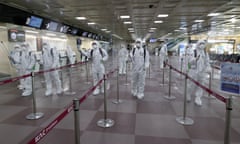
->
left=92, top=44, right=97, bottom=49
left=136, top=43, right=140, bottom=48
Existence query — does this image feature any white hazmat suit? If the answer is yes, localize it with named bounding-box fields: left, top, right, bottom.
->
left=187, top=40, right=211, bottom=106
left=20, top=43, right=36, bottom=96
left=159, top=42, right=168, bottom=69
left=80, top=41, right=109, bottom=95
left=118, top=44, right=128, bottom=74
left=66, top=46, right=76, bottom=65
left=9, top=44, right=24, bottom=90
left=42, top=43, right=62, bottom=96
left=130, top=39, right=150, bottom=99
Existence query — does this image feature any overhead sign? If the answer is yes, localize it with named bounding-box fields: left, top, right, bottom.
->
left=220, top=62, right=240, bottom=95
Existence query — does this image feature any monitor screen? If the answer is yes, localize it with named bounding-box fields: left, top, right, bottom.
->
left=82, top=32, right=88, bottom=37
left=42, top=20, right=59, bottom=31
left=71, top=28, right=78, bottom=35
left=26, top=16, right=43, bottom=28
left=88, top=33, right=92, bottom=38
left=59, top=25, right=69, bottom=33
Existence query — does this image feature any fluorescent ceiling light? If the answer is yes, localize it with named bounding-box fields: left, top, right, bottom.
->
left=129, top=31, right=134, bottom=33
left=120, top=15, right=130, bottom=19
left=150, top=28, right=157, bottom=30
left=46, top=33, right=56, bottom=36
left=154, top=20, right=163, bottom=23
left=236, top=27, right=240, bottom=29
left=207, top=13, right=220, bottom=17
left=194, top=20, right=204, bottom=23
left=101, top=29, right=107, bottom=31
left=174, top=29, right=180, bottom=32
left=124, top=21, right=132, bottom=24
left=149, top=30, right=155, bottom=33
left=179, top=27, right=187, bottom=30
left=75, top=17, right=86, bottom=20
left=157, top=14, right=168, bottom=17
left=25, top=30, right=39, bottom=34
left=88, top=22, right=96, bottom=25
left=229, top=18, right=237, bottom=23
left=128, top=28, right=134, bottom=30
left=112, top=34, right=123, bottom=39
left=106, top=31, right=111, bottom=33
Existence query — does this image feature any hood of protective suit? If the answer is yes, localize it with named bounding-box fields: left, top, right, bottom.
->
left=135, top=38, right=142, bottom=48
left=92, top=41, right=100, bottom=49
left=14, top=44, right=21, bottom=51
left=196, top=40, right=206, bottom=50
left=20, top=43, right=30, bottom=52
left=42, top=43, right=50, bottom=51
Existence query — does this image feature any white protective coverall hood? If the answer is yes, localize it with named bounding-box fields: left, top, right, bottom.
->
left=66, top=46, right=76, bottom=65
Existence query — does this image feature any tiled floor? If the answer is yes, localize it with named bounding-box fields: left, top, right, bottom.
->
left=0, top=56, right=240, bottom=144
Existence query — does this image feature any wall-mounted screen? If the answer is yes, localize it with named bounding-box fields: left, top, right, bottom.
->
left=8, top=29, right=25, bottom=42
left=82, top=32, right=88, bottom=37
left=26, top=16, right=43, bottom=28
left=59, top=25, right=69, bottom=33
left=42, top=20, right=59, bottom=31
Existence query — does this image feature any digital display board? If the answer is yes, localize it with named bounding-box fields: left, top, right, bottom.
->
left=8, top=29, right=25, bottom=42
left=26, top=16, right=43, bottom=28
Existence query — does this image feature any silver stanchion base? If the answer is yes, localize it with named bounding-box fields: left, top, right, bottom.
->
left=26, top=112, right=44, bottom=120
left=176, top=117, right=194, bottom=125
left=64, top=91, right=76, bottom=95
left=164, top=95, right=176, bottom=100
left=123, top=83, right=130, bottom=86
left=84, top=81, right=91, bottom=85
left=97, top=119, right=115, bottom=128
left=112, top=99, right=123, bottom=104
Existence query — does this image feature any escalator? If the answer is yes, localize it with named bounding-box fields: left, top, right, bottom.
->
left=166, top=37, right=185, bottom=51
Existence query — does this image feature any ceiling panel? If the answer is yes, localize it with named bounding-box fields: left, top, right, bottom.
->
left=0, top=0, right=238, bottom=40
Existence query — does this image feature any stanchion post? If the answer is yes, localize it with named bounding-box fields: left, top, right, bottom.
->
left=212, top=67, right=214, bottom=79
left=112, top=68, right=123, bottom=104
left=26, top=72, right=44, bottom=120
left=124, top=61, right=129, bottom=85
left=73, top=99, right=80, bottom=144
left=180, top=58, right=183, bottom=78
left=148, top=64, right=150, bottom=78
left=65, top=66, right=76, bottom=95
left=164, top=65, right=176, bottom=100
left=176, top=74, right=194, bottom=125
left=224, top=96, right=232, bottom=144
left=208, top=72, right=212, bottom=97
left=85, top=61, right=91, bottom=84
left=97, top=74, right=115, bottom=128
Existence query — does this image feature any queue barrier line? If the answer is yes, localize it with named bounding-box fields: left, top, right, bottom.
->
left=211, top=64, right=220, bottom=70
left=0, top=61, right=86, bottom=86
left=27, top=68, right=117, bottom=144
left=166, top=63, right=226, bottom=103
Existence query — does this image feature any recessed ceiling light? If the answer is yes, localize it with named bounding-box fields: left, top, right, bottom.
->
left=236, top=27, right=240, bottom=28
left=120, top=15, right=130, bottom=19
left=149, top=30, right=155, bottom=33
left=174, top=29, right=180, bottom=32
left=128, top=28, right=134, bottom=30
left=129, top=31, right=134, bottom=33
left=101, top=29, right=107, bottom=31
left=106, top=31, right=111, bottom=33
left=88, top=22, right=96, bottom=25
left=75, top=17, right=86, bottom=20
left=154, top=20, right=163, bottom=23
left=207, top=13, right=220, bottom=17
left=157, top=14, right=168, bottom=17
left=194, top=20, right=204, bottom=23
left=124, top=21, right=132, bottom=24
left=150, top=28, right=157, bottom=30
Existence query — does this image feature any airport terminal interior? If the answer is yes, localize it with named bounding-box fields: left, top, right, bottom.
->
left=0, top=0, right=240, bottom=143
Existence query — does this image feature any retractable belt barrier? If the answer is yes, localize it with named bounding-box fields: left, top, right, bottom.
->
left=211, top=64, right=221, bottom=70
left=0, top=61, right=86, bottom=86
left=27, top=68, right=117, bottom=144
left=166, top=63, right=233, bottom=144
left=166, top=63, right=226, bottom=103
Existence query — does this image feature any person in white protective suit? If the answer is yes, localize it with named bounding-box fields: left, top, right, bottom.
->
left=130, top=38, right=150, bottom=99
left=187, top=40, right=211, bottom=106
left=184, top=44, right=194, bottom=72
left=9, top=44, right=24, bottom=90
left=79, top=41, right=109, bottom=95
left=20, top=43, right=36, bottom=96
left=118, top=44, right=129, bottom=75
left=159, top=40, right=168, bottom=69
left=66, top=46, right=76, bottom=65
left=42, top=43, right=62, bottom=96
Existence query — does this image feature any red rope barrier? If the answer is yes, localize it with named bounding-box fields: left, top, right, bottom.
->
left=27, top=68, right=116, bottom=144
left=166, top=63, right=226, bottom=103
left=0, top=61, right=86, bottom=86
left=211, top=65, right=220, bottom=70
